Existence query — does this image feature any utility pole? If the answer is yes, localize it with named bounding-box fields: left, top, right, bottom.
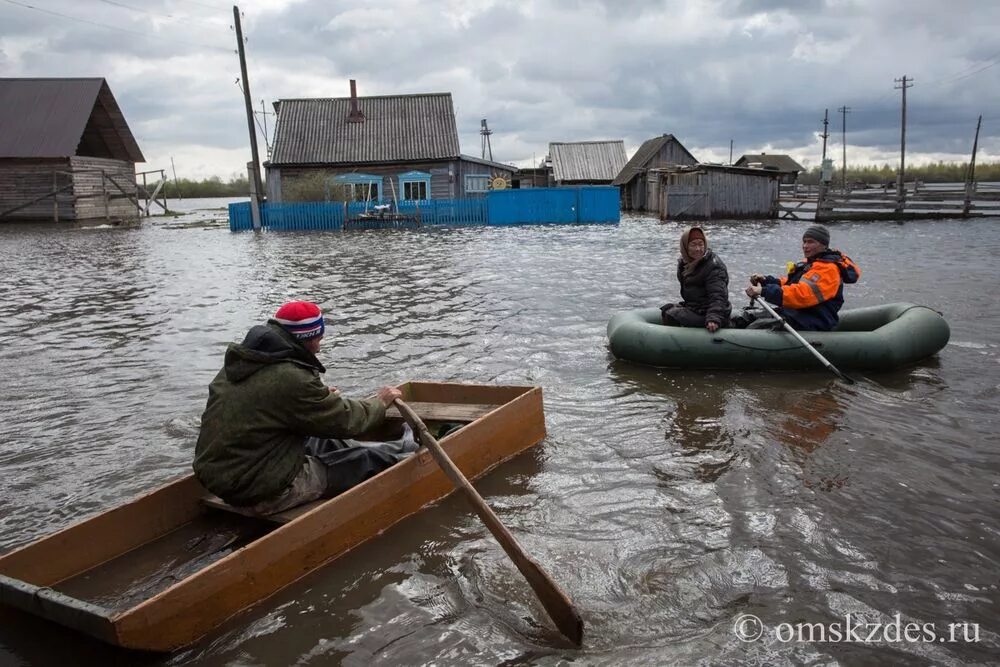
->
left=894, top=75, right=913, bottom=207
left=480, top=119, right=493, bottom=161
left=964, top=115, right=982, bottom=216
left=820, top=109, right=829, bottom=162
left=837, top=105, right=851, bottom=191
left=233, top=5, right=263, bottom=229
left=729, top=139, right=733, bottom=165
left=170, top=156, right=181, bottom=200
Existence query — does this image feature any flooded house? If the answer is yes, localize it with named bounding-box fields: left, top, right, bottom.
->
left=265, top=81, right=515, bottom=203
left=0, top=78, right=144, bottom=222
left=612, top=134, right=698, bottom=211
left=547, top=140, right=627, bottom=186
left=656, top=164, right=783, bottom=220
left=734, top=153, right=805, bottom=184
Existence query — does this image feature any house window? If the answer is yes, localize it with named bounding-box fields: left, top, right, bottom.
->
left=465, top=174, right=490, bottom=193
left=352, top=181, right=379, bottom=201
left=398, top=171, right=431, bottom=201
left=332, top=173, right=381, bottom=201
left=403, top=180, right=427, bottom=200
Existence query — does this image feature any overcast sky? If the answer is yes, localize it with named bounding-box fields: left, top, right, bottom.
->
left=3, top=0, right=999, bottom=180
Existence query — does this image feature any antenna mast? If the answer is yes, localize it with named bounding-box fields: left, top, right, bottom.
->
left=480, top=119, right=493, bottom=161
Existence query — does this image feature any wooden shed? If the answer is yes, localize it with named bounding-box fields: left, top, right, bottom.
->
left=265, top=81, right=516, bottom=203
left=548, top=140, right=627, bottom=186
left=734, top=153, right=804, bottom=184
left=0, top=78, right=144, bottom=222
left=657, top=164, right=782, bottom=220
left=613, top=134, right=698, bottom=211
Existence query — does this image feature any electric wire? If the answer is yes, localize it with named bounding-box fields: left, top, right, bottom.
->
left=2, top=0, right=230, bottom=52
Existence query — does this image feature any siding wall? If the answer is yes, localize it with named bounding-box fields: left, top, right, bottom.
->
left=270, top=158, right=517, bottom=202
left=623, top=140, right=698, bottom=212
left=0, top=157, right=138, bottom=221
left=455, top=158, right=516, bottom=198
left=660, top=170, right=778, bottom=219
left=274, top=160, right=454, bottom=202
left=69, top=156, right=138, bottom=220
left=0, top=158, right=74, bottom=220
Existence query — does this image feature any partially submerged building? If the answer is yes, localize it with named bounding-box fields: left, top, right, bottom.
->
left=656, top=164, right=783, bottom=220
left=265, top=81, right=515, bottom=202
left=548, top=140, right=627, bottom=186
left=734, top=153, right=805, bottom=184
left=613, top=134, right=698, bottom=211
left=0, top=78, right=144, bottom=222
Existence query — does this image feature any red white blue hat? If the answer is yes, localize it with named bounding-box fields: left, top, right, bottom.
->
left=274, top=301, right=325, bottom=340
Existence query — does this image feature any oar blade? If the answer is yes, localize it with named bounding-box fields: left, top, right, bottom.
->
left=393, top=399, right=584, bottom=646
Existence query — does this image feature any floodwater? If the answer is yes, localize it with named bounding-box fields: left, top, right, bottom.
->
left=0, top=201, right=998, bottom=665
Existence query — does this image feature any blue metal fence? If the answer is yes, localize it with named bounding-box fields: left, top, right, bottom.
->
left=229, top=186, right=619, bottom=232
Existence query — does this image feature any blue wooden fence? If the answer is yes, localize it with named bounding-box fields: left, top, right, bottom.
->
left=229, top=186, right=619, bottom=232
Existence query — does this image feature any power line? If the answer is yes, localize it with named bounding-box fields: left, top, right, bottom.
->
left=95, top=0, right=175, bottom=19
left=92, top=0, right=229, bottom=29
left=2, top=0, right=230, bottom=52
left=172, top=0, right=232, bottom=9
left=923, top=48, right=1000, bottom=87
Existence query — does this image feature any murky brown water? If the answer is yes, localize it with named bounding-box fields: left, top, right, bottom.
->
left=1, top=200, right=998, bottom=665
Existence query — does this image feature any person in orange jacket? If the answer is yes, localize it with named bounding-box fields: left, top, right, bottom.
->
left=736, top=225, right=860, bottom=331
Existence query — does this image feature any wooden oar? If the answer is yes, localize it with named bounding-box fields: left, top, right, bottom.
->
left=753, top=298, right=855, bottom=384
left=393, top=398, right=584, bottom=646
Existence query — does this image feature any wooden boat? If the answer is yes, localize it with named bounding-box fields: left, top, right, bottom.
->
left=0, top=381, right=545, bottom=652
left=607, top=302, right=950, bottom=371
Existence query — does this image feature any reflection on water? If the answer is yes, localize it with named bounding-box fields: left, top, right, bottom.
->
left=0, top=204, right=998, bottom=664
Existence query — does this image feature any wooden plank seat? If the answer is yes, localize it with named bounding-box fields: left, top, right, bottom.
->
left=201, top=495, right=325, bottom=524
left=384, top=401, right=495, bottom=422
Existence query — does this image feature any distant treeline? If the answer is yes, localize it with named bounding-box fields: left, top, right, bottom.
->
left=166, top=175, right=250, bottom=198
left=798, top=161, right=1000, bottom=185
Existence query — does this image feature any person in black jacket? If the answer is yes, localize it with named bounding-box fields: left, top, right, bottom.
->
left=660, top=226, right=732, bottom=332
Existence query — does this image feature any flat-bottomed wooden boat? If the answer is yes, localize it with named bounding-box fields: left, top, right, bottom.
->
left=0, top=382, right=546, bottom=652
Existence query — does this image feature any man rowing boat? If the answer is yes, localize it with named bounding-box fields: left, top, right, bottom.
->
left=193, top=301, right=416, bottom=515
left=735, top=225, right=861, bottom=331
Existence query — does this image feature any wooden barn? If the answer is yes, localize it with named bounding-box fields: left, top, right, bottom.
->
left=548, top=140, right=627, bottom=186
left=265, top=81, right=515, bottom=203
left=656, top=164, right=782, bottom=220
left=0, top=78, right=144, bottom=222
left=734, top=153, right=805, bottom=184
left=613, top=134, right=698, bottom=211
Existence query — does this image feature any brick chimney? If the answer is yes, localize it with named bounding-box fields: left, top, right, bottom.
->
left=347, top=79, right=365, bottom=123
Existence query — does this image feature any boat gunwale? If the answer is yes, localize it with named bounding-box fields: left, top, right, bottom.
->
left=0, top=381, right=547, bottom=651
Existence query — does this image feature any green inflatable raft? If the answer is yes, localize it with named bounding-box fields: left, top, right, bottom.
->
left=607, top=302, right=949, bottom=371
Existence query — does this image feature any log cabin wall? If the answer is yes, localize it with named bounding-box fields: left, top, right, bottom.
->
left=0, top=158, right=74, bottom=221
left=68, top=156, right=139, bottom=220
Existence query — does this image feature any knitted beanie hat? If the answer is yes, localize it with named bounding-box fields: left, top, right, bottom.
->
left=274, top=301, right=325, bottom=340
left=803, top=225, right=830, bottom=246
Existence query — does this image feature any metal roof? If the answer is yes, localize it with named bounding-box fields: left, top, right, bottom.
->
left=735, top=153, right=805, bottom=173
left=270, top=93, right=461, bottom=165
left=0, top=78, right=144, bottom=161
left=549, top=140, right=627, bottom=182
left=612, top=134, right=697, bottom=185
left=654, top=163, right=786, bottom=177
left=458, top=154, right=517, bottom=172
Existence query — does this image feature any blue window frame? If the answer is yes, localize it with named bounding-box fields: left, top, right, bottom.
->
left=332, top=173, right=381, bottom=201
left=465, top=174, right=490, bottom=193
left=398, top=170, right=431, bottom=201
